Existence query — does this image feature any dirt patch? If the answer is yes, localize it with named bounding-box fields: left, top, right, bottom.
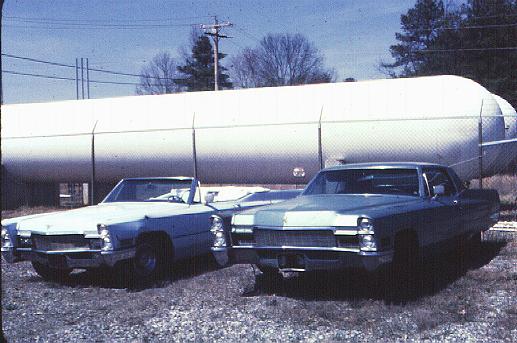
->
left=2, top=208, right=516, bottom=342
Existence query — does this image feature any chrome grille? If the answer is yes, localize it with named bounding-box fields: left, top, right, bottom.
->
left=254, top=229, right=336, bottom=248
left=32, top=235, right=90, bottom=251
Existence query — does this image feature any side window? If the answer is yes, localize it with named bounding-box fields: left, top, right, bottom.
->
left=423, top=168, right=456, bottom=196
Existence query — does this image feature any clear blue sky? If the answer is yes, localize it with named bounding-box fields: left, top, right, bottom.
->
left=1, top=0, right=416, bottom=104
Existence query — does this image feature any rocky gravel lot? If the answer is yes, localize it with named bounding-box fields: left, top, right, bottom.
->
left=1, top=213, right=516, bottom=342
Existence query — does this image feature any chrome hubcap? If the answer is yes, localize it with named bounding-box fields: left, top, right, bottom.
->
left=135, top=245, right=157, bottom=275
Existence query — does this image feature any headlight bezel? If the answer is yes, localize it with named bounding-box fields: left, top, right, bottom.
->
left=210, top=215, right=227, bottom=248
left=1, top=227, right=13, bottom=249
left=357, top=217, right=377, bottom=251
left=210, top=215, right=224, bottom=233
left=97, top=224, right=113, bottom=251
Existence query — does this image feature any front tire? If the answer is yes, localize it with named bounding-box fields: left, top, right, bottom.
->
left=31, top=261, right=72, bottom=281
left=391, top=232, right=422, bottom=297
left=467, top=232, right=481, bottom=254
left=257, top=265, right=280, bottom=277
left=132, top=238, right=170, bottom=282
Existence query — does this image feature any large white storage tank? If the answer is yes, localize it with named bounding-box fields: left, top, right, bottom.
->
left=91, top=95, right=196, bottom=182
left=1, top=100, right=96, bottom=181
left=1, top=75, right=515, bottom=185
left=493, top=94, right=517, bottom=168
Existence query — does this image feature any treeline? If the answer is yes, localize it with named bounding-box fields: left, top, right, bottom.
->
left=137, top=0, right=516, bottom=107
left=382, top=0, right=517, bottom=107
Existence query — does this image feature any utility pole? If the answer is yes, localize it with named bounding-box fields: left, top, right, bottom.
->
left=86, top=58, right=90, bottom=99
left=75, top=58, right=79, bottom=100
left=202, top=16, right=232, bottom=91
left=81, top=58, right=85, bottom=99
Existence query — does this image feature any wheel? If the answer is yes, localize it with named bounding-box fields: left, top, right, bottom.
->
left=467, top=231, right=482, bottom=259
left=256, top=264, right=280, bottom=276
left=255, top=265, right=282, bottom=291
left=455, top=234, right=469, bottom=270
left=31, top=261, right=72, bottom=281
left=391, top=232, right=422, bottom=297
left=457, top=232, right=481, bottom=265
left=212, top=250, right=230, bottom=268
left=132, top=238, right=170, bottom=281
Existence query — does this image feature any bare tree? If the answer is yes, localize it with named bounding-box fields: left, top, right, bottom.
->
left=136, top=52, right=182, bottom=95
left=230, top=48, right=259, bottom=88
left=231, top=33, right=335, bottom=88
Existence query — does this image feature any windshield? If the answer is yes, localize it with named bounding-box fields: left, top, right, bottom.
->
left=303, top=168, right=420, bottom=196
left=103, top=179, right=194, bottom=203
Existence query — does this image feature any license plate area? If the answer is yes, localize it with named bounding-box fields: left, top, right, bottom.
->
left=33, top=235, right=90, bottom=251
left=278, top=254, right=306, bottom=271
left=47, top=254, right=68, bottom=268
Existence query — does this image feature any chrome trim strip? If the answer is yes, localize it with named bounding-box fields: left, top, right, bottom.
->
left=251, top=226, right=358, bottom=235
left=334, top=229, right=358, bottom=236
left=280, top=268, right=306, bottom=272
left=211, top=247, right=228, bottom=252
left=254, top=226, right=355, bottom=231
left=233, top=245, right=360, bottom=253
left=31, top=248, right=102, bottom=254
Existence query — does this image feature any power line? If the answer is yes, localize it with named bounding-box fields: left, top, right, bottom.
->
left=3, top=69, right=195, bottom=86
left=2, top=53, right=75, bottom=68
left=419, top=46, right=517, bottom=53
left=226, top=39, right=246, bottom=50
left=397, top=22, right=517, bottom=34
left=4, top=20, right=202, bottom=28
left=439, top=12, right=517, bottom=22
left=3, top=15, right=212, bottom=23
left=234, top=27, right=261, bottom=42
left=4, top=70, right=76, bottom=81
left=3, top=69, right=138, bottom=85
left=87, top=66, right=156, bottom=79
left=2, top=53, right=177, bottom=80
left=3, top=23, right=201, bottom=30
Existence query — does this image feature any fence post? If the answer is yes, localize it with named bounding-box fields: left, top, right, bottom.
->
left=318, top=107, right=324, bottom=170
left=90, top=120, right=98, bottom=205
left=478, top=100, right=484, bottom=189
left=192, top=113, right=198, bottom=180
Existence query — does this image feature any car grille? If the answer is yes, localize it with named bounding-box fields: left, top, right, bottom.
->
left=32, top=235, right=90, bottom=251
left=254, top=229, right=336, bottom=248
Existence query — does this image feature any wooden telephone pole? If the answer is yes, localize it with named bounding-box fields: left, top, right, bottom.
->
left=201, top=16, right=232, bottom=91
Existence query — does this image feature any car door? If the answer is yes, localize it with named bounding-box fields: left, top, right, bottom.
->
left=422, top=167, right=462, bottom=244
left=170, top=205, right=215, bottom=259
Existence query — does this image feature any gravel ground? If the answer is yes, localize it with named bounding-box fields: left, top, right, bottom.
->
left=2, top=223, right=516, bottom=342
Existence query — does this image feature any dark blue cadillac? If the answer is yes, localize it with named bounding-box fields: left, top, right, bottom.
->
left=214, top=163, right=500, bottom=277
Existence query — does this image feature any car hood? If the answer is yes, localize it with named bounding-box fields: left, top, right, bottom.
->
left=234, top=194, right=420, bottom=227
left=4, top=202, right=190, bottom=235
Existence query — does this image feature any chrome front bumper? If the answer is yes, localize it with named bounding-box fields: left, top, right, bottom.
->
left=2, top=247, right=136, bottom=269
left=225, top=246, right=394, bottom=272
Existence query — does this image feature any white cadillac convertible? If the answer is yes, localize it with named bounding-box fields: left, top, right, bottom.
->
left=1, top=177, right=299, bottom=282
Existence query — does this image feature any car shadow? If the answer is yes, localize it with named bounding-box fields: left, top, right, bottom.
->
left=242, top=240, right=508, bottom=304
left=26, top=254, right=222, bottom=291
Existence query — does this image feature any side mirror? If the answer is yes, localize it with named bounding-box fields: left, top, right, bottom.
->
left=204, top=193, right=215, bottom=204
left=432, top=185, right=445, bottom=197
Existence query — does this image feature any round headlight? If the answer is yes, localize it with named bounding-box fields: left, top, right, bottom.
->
left=1, top=228, right=12, bottom=248
left=213, top=235, right=227, bottom=247
left=210, top=216, right=224, bottom=233
left=358, top=217, right=374, bottom=234
left=359, top=234, right=377, bottom=251
left=97, top=224, right=113, bottom=251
